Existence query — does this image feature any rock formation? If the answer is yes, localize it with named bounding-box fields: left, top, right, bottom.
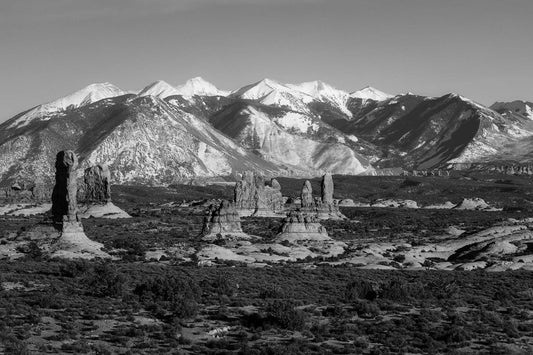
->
left=299, top=174, right=345, bottom=220
left=201, top=200, right=251, bottom=241
left=301, top=180, right=314, bottom=208
left=77, top=164, right=130, bottom=219
left=52, top=150, right=79, bottom=223
left=273, top=210, right=347, bottom=258
left=51, top=151, right=109, bottom=258
left=1, top=180, right=51, bottom=204
left=12, top=151, right=110, bottom=259
left=78, top=165, right=111, bottom=203
left=234, top=171, right=284, bottom=217
left=275, top=211, right=329, bottom=243
left=321, top=173, right=334, bottom=204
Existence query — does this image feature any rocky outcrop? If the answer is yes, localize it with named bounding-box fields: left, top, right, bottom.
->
left=301, top=180, right=314, bottom=208
left=50, top=151, right=109, bottom=258
left=1, top=181, right=51, bottom=204
left=299, top=175, right=345, bottom=220
left=275, top=211, right=329, bottom=243
left=8, top=152, right=110, bottom=259
left=321, top=173, right=334, bottom=204
left=273, top=210, right=347, bottom=257
left=78, top=165, right=111, bottom=203
left=201, top=200, right=251, bottom=241
left=77, top=164, right=130, bottom=219
left=234, top=171, right=284, bottom=217
left=52, top=151, right=79, bottom=223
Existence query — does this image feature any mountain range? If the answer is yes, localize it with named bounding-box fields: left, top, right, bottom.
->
left=0, top=77, right=532, bottom=185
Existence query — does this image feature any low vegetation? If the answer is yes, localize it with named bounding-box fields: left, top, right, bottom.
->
left=1, top=173, right=533, bottom=353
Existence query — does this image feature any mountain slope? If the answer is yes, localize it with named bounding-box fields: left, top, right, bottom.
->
left=319, top=93, right=533, bottom=169
left=6, top=83, right=126, bottom=130
left=491, top=100, right=533, bottom=121
left=0, top=95, right=283, bottom=185
left=208, top=100, right=374, bottom=175
left=3, top=77, right=533, bottom=185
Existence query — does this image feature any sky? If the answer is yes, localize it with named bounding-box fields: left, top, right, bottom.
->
left=0, top=0, right=532, bottom=121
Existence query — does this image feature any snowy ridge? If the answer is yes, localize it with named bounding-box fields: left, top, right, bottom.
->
left=7, top=82, right=126, bottom=129
left=137, top=80, right=182, bottom=98
left=491, top=100, right=533, bottom=120
left=138, top=77, right=228, bottom=100
left=231, top=79, right=315, bottom=113
left=288, top=80, right=353, bottom=117
left=350, top=86, right=393, bottom=102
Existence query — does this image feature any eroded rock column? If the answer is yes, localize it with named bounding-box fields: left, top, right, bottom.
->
left=51, top=150, right=79, bottom=223
left=301, top=180, right=314, bottom=208
left=81, top=165, right=111, bottom=203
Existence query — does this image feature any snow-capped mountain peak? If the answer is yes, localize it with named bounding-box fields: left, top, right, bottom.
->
left=7, top=82, right=126, bottom=129
left=288, top=80, right=345, bottom=97
left=231, top=78, right=294, bottom=99
left=175, top=76, right=229, bottom=97
left=288, top=80, right=353, bottom=116
left=350, top=86, right=393, bottom=102
left=138, top=80, right=181, bottom=98
left=230, top=78, right=316, bottom=113
left=47, top=82, right=125, bottom=109
left=138, top=77, right=228, bottom=99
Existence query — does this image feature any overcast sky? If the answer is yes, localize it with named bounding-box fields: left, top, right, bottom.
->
left=1, top=0, right=532, bottom=121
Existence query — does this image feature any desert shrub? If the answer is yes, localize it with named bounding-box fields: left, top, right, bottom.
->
left=209, top=273, right=235, bottom=297
left=82, top=262, right=125, bottom=298
left=439, top=325, right=472, bottom=343
left=321, top=304, right=346, bottom=318
left=242, top=300, right=306, bottom=331
left=380, top=278, right=426, bottom=301
left=56, top=258, right=92, bottom=277
left=393, top=254, right=406, bottom=263
left=133, top=274, right=201, bottom=320
left=111, top=237, right=146, bottom=261
left=32, top=291, right=65, bottom=309
left=0, top=331, right=29, bottom=354
left=265, top=300, right=306, bottom=331
left=21, top=242, right=42, bottom=260
left=502, top=320, right=520, bottom=338
left=258, top=285, right=287, bottom=299
left=60, top=340, right=92, bottom=353
left=345, top=279, right=378, bottom=301
left=352, top=300, right=380, bottom=318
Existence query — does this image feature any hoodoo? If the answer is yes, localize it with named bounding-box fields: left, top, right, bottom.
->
left=77, top=164, right=130, bottom=219
left=50, top=151, right=109, bottom=258
left=234, top=171, right=284, bottom=217
left=201, top=200, right=252, bottom=241
left=299, top=174, right=345, bottom=220
left=12, top=151, right=110, bottom=259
